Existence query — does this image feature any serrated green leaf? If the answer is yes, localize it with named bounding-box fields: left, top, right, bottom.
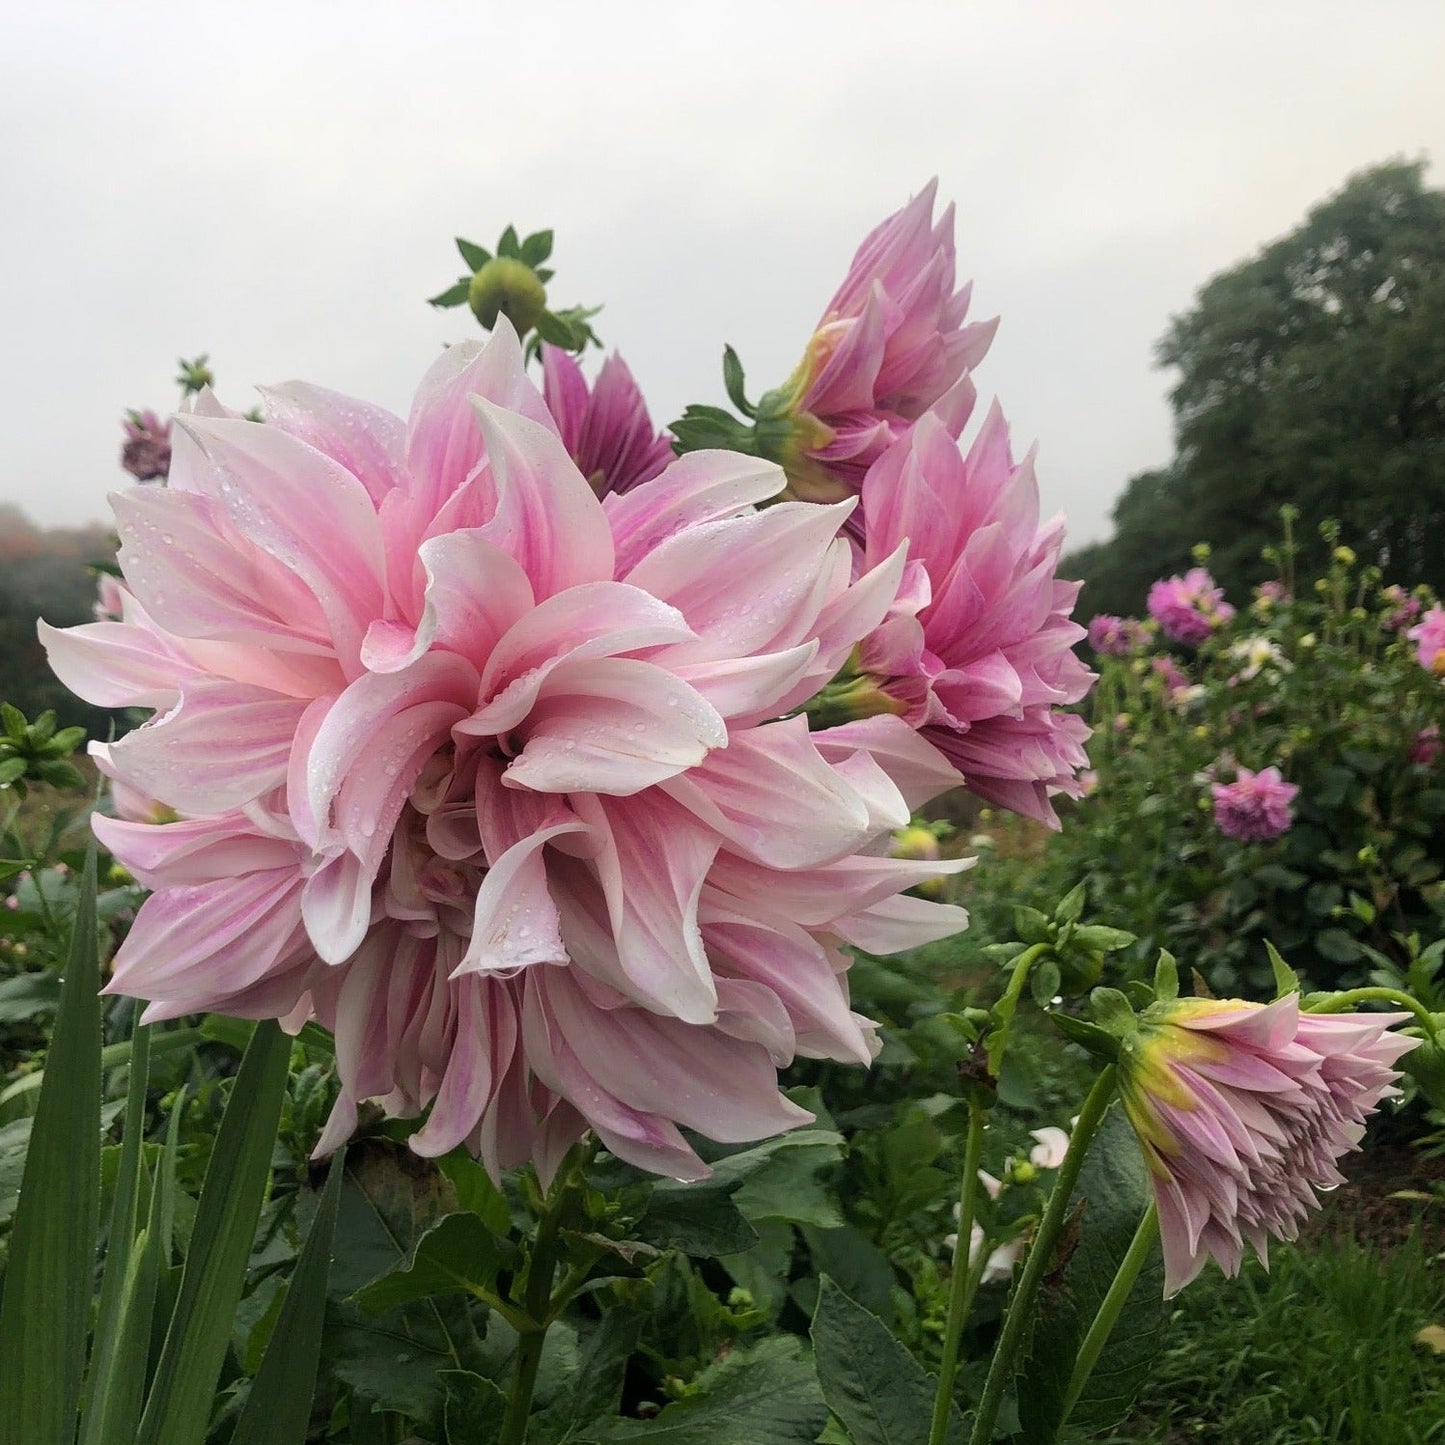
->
left=353, top=1210, right=504, bottom=1314
left=230, top=1150, right=346, bottom=1445
left=811, top=1277, right=966, bottom=1445
left=440, top=1369, right=506, bottom=1442
left=1015, top=1109, right=1167, bottom=1442
left=0, top=846, right=101, bottom=1445
left=135, top=1019, right=291, bottom=1445
left=584, top=1336, right=826, bottom=1443
left=530, top=1312, right=642, bottom=1442
left=455, top=237, right=492, bottom=270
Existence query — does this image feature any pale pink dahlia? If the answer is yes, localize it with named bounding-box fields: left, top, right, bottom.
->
left=1117, top=995, right=1417, bottom=1295
left=42, top=323, right=971, bottom=1185
left=540, top=345, right=674, bottom=498
left=1407, top=604, right=1445, bottom=677
left=1147, top=568, right=1235, bottom=647
left=771, top=180, right=997, bottom=503
left=1211, top=765, right=1298, bottom=843
left=849, top=407, right=1093, bottom=826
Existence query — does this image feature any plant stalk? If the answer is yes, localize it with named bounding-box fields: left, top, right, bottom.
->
left=967, top=1065, right=1117, bottom=1445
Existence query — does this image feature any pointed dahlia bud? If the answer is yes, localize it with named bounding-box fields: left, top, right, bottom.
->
left=1116, top=994, right=1418, bottom=1296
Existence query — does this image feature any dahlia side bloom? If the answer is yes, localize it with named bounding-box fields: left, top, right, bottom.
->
left=1211, top=765, right=1298, bottom=842
left=120, top=409, right=172, bottom=482
left=1087, top=614, right=1148, bottom=656
left=1382, top=584, right=1422, bottom=633
left=1149, top=654, right=1189, bottom=698
left=1253, top=580, right=1288, bottom=606
left=845, top=408, right=1093, bottom=826
left=42, top=321, right=971, bottom=1186
left=766, top=180, right=997, bottom=504
left=1116, top=994, right=1417, bottom=1295
left=1408, top=605, right=1445, bottom=677
left=540, top=345, right=675, bottom=498
left=1147, top=568, right=1235, bottom=647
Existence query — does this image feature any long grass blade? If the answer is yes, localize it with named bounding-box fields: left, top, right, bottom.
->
left=0, top=844, right=101, bottom=1445
left=230, top=1149, right=347, bottom=1445
left=135, top=1018, right=290, bottom=1445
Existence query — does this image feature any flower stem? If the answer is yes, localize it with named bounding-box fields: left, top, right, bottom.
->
left=929, top=1099, right=987, bottom=1445
left=967, top=1066, right=1117, bottom=1445
left=1056, top=1204, right=1159, bottom=1432
left=1306, top=986, right=1439, bottom=1041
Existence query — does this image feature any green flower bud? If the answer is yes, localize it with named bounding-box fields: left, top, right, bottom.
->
left=468, top=257, right=548, bottom=333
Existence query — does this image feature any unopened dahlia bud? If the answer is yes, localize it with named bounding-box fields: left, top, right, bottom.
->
left=468, top=257, right=548, bottom=333
left=1116, top=994, right=1417, bottom=1295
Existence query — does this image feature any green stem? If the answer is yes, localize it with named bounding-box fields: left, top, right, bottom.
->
left=929, top=1099, right=988, bottom=1445
left=499, top=1327, right=547, bottom=1445
left=1057, top=1204, right=1159, bottom=1432
left=967, top=1066, right=1118, bottom=1445
left=987, top=943, right=1053, bottom=1074
left=1306, top=986, right=1439, bottom=1041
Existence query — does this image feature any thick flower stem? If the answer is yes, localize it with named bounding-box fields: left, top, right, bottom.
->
left=967, top=1066, right=1117, bottom=1445
left=929, top=1099, right=988, bottom=1445
left=1056, top=1204, right=1159, bottom=1432
left=499, top=1327, right=548, bottom=1445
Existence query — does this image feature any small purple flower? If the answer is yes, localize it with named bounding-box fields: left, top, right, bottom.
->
left=1407, top=605, right=1445, bottom=677
left=1088, top=614, right=1149, bottom=656
left=1150, top=654, right=1189, bottom=696
left=1382, top=585, right=1422, bottom=633
left=1147, top=568, right=1235, bottom=647
left=1211, top=765, right=1299, bottom=842
left=120, top=409, right=172, bottom=482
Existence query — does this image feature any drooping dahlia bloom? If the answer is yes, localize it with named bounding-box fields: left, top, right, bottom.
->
left=1116, top=994, right=1417, bottom=1295
left=1408, top=604, right=1445, bottom=677
left=1211, top=765, right=1298, bottom=842
left=844, top=406, right=1093, bottom=826
left=540, top=345, right=675, bottom=498
left=120, top=409, right=172, bottom=482
left=1087, top=614, right=1148, bottom=656
left=766, top=180, right=997, bottom=504
left=1147, top=567, right=1235, bottom=647
left=42, top=322, right=970, bottom=1184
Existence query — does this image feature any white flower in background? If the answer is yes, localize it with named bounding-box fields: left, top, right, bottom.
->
left=1230, top=634, right=1292, bottom=682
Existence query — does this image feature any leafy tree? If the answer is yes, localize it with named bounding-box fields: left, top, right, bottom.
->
left=1073, top=159, right=1445, bottom=616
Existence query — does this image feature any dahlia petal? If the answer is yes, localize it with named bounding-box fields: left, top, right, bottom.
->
left=38, top=617, right=202, bottom=709
left=258, top=381, right=407, bottom=505
left=830, top=892, right=972, bottom=955
left=813, top=715, right=961, bottom=810
left=302, top=851, right=374, bottom=964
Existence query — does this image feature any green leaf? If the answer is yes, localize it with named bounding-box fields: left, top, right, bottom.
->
left=80, top=1023, right=151, bottom=1440
left=669, top=404, right=759, bottom=456
left=811, top=1277, right=967, bottom=1445
left=135, top=1019, right=291, bottom=1445
left=0, top=971, right=62, bottom=1022
left=638, top=1180, right=758, bottom=1258
left=0, top=702, right=27, bottom=742
left=1015, top=1109, right=1167, bottom=1442
left=1314, top=927, right=1363, bottom=964
left=0, top=1027, right=202, bottom=1113
left=455, top=237, right=492, bottom=270
left=441, top=1370, right=507, bottom=1442
left=731, top=1130, right=845, bottom=1229
left=428, top=279, right=472, bottom=308
left=353, top=1211, right=505, bottom=1314
left=584, top=1336, right=826, bottom=1443
left=1153, top=950, right=1179, bottom=1002
left=1030, top=957, right=1063, bottom=1008
left=230, top=1150, right=346, bottom=1445
left=798, top=1225, right=896, bottom=1320
left=520, top=229, right=554, bottom=266
left=1054, top=882, right=1088, bottom=926
left=0, top=845, right=101, bottom=1444
left=497, top=224, right=521, bottom=258
left=436, top=1147, right=511, bottom=1235
left=722, top=345, right=755, bottom=417
left=1264, top=941, right=1300, bottom=999
left=530, top=1312, right=642, bottom=1442
left=534, top=309, right=578, bottom=348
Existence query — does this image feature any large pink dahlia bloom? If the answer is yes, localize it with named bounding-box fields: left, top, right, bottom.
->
left=540, top=345, right=675, bottom=498
left=1117, top=995, right=1417, bottom=1296
left=775, top=180, right=997, bottom=503
left=852, top=407, right=1094, bottom=826
left=43, top=323, right=969, bottom=1184
left=1407, top=604, right=1445, bottom=677
left=1146, top=567, right=1235, bottom=648
left=1210, top=765, right=1298, bottom=843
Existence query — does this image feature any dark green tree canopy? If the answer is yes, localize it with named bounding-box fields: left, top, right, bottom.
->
left=1073, top=159, right=1445, bottom=620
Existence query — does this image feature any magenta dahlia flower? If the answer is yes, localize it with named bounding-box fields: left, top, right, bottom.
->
left=120, top=409, right=172, bottom=482
left=540, top=345, right=675, bottom=498
left=43, top=322, right=970, bottom=1184
left=1088, top=614, right=1148, bottom=656
left=1117, top=994, right=1417, bottom=1295
left=1211, top=765, right=1298, bottom=842
left=1149, top=654, right=1189, bottom=698
left=1411, top=725, right=1441, bottom=767
left=1408, top=604, right=1445, bottom=677
left=848, top=405, right=1093, bottom=826
left=770, top=180, right=997, bottom=503
left=1147, top=568, right=1235, bottom=647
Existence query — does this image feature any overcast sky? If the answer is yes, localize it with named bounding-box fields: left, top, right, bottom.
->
left=3, top=1, right=1442, bottom=549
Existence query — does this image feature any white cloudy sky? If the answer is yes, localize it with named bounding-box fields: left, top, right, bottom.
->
left=3, top=0, right=1442, bottom=547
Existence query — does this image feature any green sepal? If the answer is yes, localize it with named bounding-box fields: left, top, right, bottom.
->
left=722, top=345, right=756, bottom=418
left=455, top=237, right=492, bottom=270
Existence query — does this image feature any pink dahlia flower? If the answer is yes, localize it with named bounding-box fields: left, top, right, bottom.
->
left=1147, top=568, right=1235, bottom=647
left=1411, top=725, right=1441, bottom=767
left=851, top=405, right=1093, bottom=827
left=1211, top=765, right=1298, bottom=842
left=1149, top=654, right=1189, bottom=698
left=1087, top=614, right=1148, bottom=657
left=1407, top=604, right=1445, bottom=677
left=42, top=322, right=970, bottom=1185
left=120, top=409, right=172, bottom=482
left=1118, top=994, right=1417, bottom=1295
left=772, top=180, right=997, bottom=503
left=1381, top=584, right=1421, bottom=632
left=540, top=345, right=674, bottom=499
